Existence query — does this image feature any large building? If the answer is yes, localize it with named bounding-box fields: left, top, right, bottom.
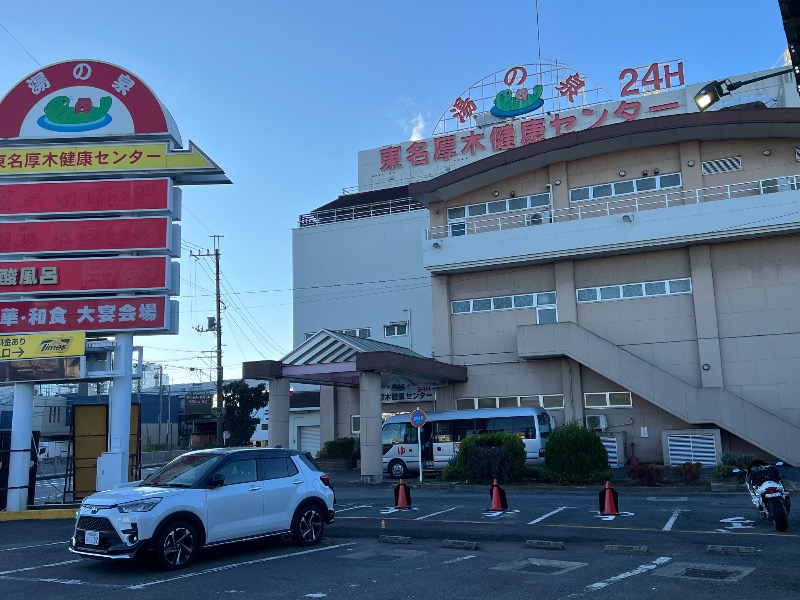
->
left=248, top=60, right=800, bottom=482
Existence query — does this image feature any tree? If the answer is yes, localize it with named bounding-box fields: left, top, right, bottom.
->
left=221, top=380, right=268, bottom=446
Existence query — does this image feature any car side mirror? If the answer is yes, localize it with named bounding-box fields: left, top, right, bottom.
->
left=210, top=473, right=225, bottom=488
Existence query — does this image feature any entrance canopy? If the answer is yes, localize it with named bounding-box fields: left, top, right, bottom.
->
left=242, top=329, right=466, bottom=387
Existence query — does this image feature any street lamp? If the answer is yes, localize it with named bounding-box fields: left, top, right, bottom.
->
left=694, top=67, right=794, bottom=111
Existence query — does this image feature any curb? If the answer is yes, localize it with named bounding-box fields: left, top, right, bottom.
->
left=0, top=509, right=75, bottom=521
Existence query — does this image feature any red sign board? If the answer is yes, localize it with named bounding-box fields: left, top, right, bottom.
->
left=0, top=295, right=171, bottom=334
left=0, top=256, right=172, bottom=295
left=0, top=178, right=174, bottom=217
left=0, top=216, right=173, bottom=255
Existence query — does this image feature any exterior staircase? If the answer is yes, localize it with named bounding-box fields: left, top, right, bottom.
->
left=518, top=321, right=800, bottom=465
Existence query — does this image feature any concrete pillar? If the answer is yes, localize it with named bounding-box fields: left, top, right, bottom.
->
left=6, top=383, right=34, bottom=511
left=689, top=245, right=724, bottom=387
left=268, top=377, right=290, bottom=448
left=107, top=332, right=133, bottom=484
left=359, top=371, right=383, bottom=484
left=319, top=385, right=335, bottom=444
left=554, top=260, right=577, bottom=323
left=431, top=274, right=452, bottom=362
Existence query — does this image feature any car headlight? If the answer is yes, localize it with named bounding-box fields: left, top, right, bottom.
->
left=117, top=498, right=162, bottom=513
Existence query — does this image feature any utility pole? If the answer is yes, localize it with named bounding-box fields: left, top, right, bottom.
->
left=158, top=364, right=164, bottom=446
left=190, top=235, right=224, bottom=445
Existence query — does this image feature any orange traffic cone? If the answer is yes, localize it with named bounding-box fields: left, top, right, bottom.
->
left=487, top=479, right=508, bottom=511
left=599, top=480, right=619, bottom=515
left=394, top=478, right=412, bottom=509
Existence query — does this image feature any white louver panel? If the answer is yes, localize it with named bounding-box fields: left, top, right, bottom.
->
left=701, top=156, right=742, bottom=176
left=666, top=433, right=717, bottom=466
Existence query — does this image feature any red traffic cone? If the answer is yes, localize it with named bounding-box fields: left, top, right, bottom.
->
left=394, top=478, right=412, bottom=509
left=599, top=480, right=619, bottom=515
left=487, top=479, right=508, bottom=511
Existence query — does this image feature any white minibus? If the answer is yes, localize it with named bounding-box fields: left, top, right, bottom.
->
left=381, top=406, right=553, bottom=478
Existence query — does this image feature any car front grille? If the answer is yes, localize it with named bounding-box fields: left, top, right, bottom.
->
left=77, top=516, right=116, bottom=532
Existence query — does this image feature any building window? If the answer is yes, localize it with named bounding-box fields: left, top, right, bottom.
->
left=452, top=291, right=557, bottom=324
left=351, top=415, right=361, bottom=434
left=384, top=322, right=407, bottom=337
left=455, top=395, right=565, bottom=410
left=447, top=193, right=552, bottom=230
left=584, top=391, right=633, bottom=408
left=577, top=278, right=691, bottom=303
left=569, top=172, right=682, bottom=203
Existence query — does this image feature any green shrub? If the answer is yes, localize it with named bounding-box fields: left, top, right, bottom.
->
left=316, top=436, right=358, bottom=460
left=440, top=432, right=526, bottom=484
left=626, top=463, right=664, bottom=486
left=666, top=461, right=702, bottom=483
left=543, top=422, right=613, bottom=484
left=720, top=452, right=754, bottom=470
left=713, top=464, right=736, bottom=479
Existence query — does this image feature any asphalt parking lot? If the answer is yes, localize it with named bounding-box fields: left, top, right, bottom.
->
left=2, top=470, right=799, bottom=599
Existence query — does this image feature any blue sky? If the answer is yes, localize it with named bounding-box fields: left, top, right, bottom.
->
left=0, top=1, right=789, bottom=384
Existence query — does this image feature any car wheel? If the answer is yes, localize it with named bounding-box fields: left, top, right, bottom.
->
left=389, top=459, right=408, bottom=479
left=154, top=520, right=199, bottom=570
left=292, top=503, right=324, bottom=547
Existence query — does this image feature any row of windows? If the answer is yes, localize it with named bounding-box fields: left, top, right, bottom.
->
left=447, top=193, right=551, bottom=222
left=577, top=278, right=691, bottom=303
left=569, top=172, right=682, bottom=203
left=455, top=395, right=565, bottom=411
left=455, top=392, right=632, bottom=411
left=305, top=324, right=409, bottom=340
left=452, top=291, right=557, bottom=324
left=585, top=392, right=633, bottom=408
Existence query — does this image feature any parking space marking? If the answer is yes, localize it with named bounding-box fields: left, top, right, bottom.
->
left=0, top=574, right=125, bottom=589
left=0, top=559, right=81, bottom=575
left=415, top=507, right=459, bottom=520
left=662, top=510, right=689, bottom=531
left=586, top=556, right=672, bottom=591
left=335, top=505, right=372, bottom=513
left=0, top=541, right=68, bottom=552
left=647, top=497, right=688, bottom=502
left=127, top=542, right=357, bottom=589
left=527, top=506, right=575, bottom=525
left=444, top=555, right=476, bottom=564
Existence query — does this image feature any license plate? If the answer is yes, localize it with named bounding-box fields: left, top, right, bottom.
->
left=84, top=530, right=100, bottom=546
left=765, top=492, right=782, bottom=498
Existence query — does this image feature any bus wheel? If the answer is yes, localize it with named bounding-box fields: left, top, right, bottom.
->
left=388, top=459, right=408, bottom=479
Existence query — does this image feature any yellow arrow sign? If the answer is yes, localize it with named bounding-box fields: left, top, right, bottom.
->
left=0, top=141, right=230, bottom=184
left=0, top=331, right=86, bottom=360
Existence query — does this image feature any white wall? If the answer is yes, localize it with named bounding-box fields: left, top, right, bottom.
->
left=292, top=209, right=433, bottom=356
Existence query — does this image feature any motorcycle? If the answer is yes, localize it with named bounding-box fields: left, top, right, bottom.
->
left=733, top=460, right=791, bottom=532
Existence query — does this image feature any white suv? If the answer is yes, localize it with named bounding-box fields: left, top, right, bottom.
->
left=69, top=447, right=335, bottom=570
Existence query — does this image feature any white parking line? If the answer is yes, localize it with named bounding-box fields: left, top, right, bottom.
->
left=0, top=541, right=68, bottom=552
left=0, top=574, right=124, bottom=589
left=414, top=507, right=459, bottom=520
left=444, top=555, right=476, bottom=564
left=528, top=506, right=575, bottom=525
left=128, top=542, right=357, bottom=589
left=662, top=510, right=689, bottom=531
left=0, top=559, right=81, bottom=575
left=334, top=505, right=372, bottom=513
left=586, top=556, right=671, bottom=591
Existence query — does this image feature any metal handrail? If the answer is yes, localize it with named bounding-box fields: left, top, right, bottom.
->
left=299, top=197, right=425, bottom=227
left=426, top=174, right=799, bottom=239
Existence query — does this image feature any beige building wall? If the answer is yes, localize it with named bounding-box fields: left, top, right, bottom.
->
left=427, top=135, right=800, bottom=463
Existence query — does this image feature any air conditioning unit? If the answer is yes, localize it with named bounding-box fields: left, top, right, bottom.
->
left=525, top=210, right=550, bottom=226
left=585, top=414, right=608, bottom=431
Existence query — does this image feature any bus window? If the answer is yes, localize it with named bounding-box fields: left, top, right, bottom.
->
left=382, top=422, right=417, bottom=447
left=538, top=412, right=553, bottom=438
left=432, top=421, right=452, bottom=442
left=453, top=419, right=472, bottom=442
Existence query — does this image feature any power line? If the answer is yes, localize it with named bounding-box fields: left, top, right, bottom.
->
left=0, top=22, right=41, bottom=67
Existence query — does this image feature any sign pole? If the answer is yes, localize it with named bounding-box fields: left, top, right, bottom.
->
left=409, top=406, right=427, bottom=483
left=5, top=382, right=34, bottom=511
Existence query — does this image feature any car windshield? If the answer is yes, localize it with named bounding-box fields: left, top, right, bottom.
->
left=141, top=453, right=223, bottom=487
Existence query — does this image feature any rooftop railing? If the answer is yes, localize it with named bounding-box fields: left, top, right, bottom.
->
left=299, top=197, right=425, bottom=227
left=425, top=174, right=798, bottom=240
